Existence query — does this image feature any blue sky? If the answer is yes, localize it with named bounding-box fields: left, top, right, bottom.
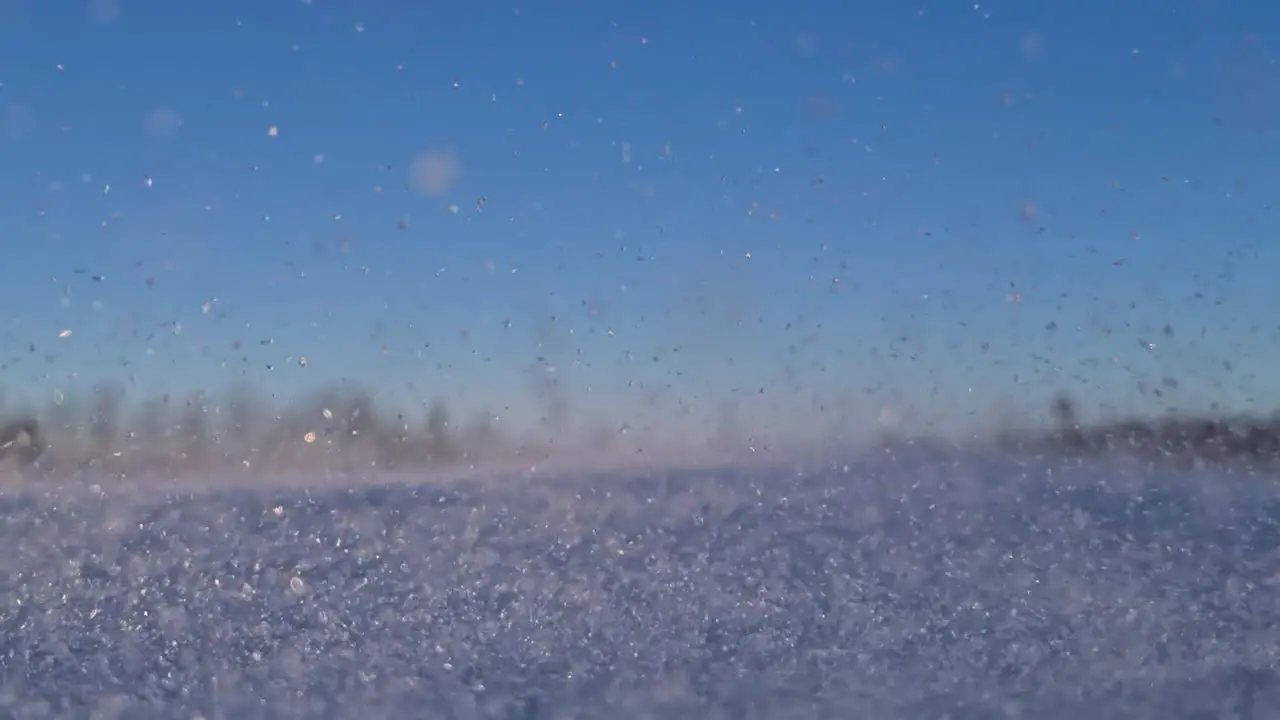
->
left=0, top=0, right=1277, bottom=449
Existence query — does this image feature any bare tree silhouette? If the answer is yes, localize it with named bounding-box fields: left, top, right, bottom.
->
left=0, top=380, right=530, bottom=484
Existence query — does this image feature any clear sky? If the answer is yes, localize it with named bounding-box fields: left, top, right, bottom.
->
left=0, top=0, right=1277, bottom=450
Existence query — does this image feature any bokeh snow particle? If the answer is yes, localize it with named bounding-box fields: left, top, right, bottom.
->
left=143, top=107, right=182, bottom=138
left=409, top=151, right=460, bottom=196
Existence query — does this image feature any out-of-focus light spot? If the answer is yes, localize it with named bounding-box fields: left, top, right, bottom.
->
left=90, top=0, right=119, bottom=24
left=6, top=103, right=36, bottom=139
left=409, top=150, right=460, bottom=196
left=143, top=107, right=181, bottom=138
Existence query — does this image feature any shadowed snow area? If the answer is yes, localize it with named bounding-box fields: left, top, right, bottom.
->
left=2, top=446, right=1279, bottom=719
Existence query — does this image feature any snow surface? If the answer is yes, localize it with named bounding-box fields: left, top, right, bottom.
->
left=1, top=450, right=1278, bottom=718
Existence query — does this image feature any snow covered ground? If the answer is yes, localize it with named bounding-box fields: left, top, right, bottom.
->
left=1, top=450, right=1278, bottom=718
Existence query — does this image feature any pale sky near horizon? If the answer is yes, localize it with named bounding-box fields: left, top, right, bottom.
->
left=1, top=0, right=1278, bottom=448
